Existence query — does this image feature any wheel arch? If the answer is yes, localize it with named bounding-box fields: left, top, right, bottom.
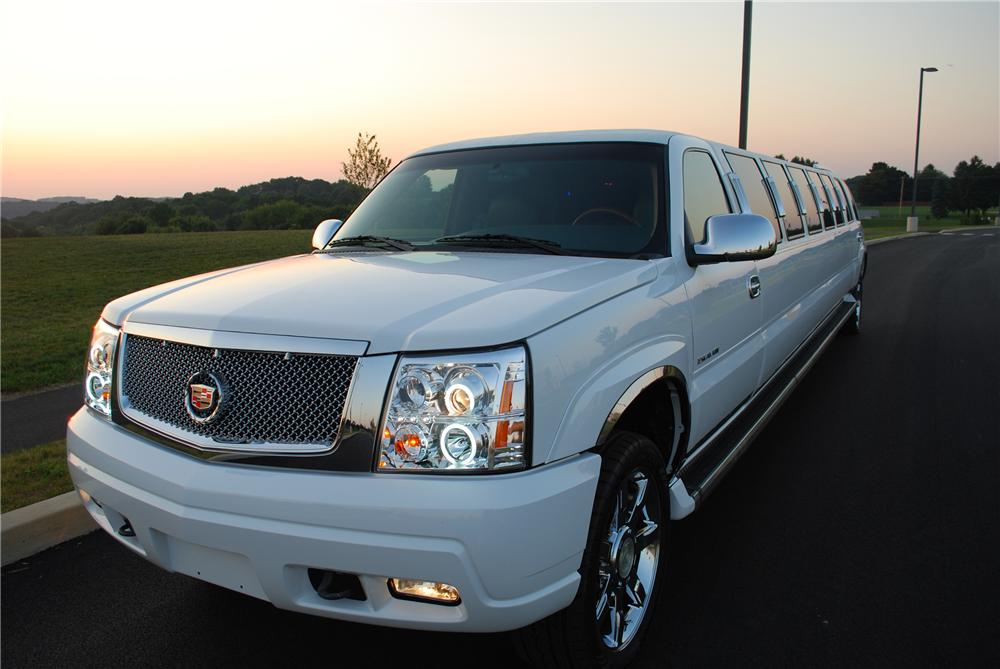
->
left=595, top=366, right=690, bottom=474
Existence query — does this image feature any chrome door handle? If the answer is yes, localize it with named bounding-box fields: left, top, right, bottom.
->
left=748, top=274, right=761, bottom=299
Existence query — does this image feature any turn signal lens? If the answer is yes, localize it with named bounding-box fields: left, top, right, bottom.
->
left=388, top=578, right=461, bottom=605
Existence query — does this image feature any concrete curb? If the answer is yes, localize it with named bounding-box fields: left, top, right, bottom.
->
left=866, top=231, right=930, bottom=246
left=1, top=491, right=95, bottom=566
left=938, top=224, right=1000, bottom=234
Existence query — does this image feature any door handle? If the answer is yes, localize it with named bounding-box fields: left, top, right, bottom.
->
left=748, top=274, right=761, bottom=299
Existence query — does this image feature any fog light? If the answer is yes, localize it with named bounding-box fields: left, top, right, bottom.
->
left=388, top=578, right=461, bottom=605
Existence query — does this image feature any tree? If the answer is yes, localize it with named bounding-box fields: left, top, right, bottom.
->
left=148, top=202, right=173, bottom=227
left=930, top=177, right=951, bottom=219
left=95, top=212, right=149, bottom=235
left=341, top=132, right=392, bottom=189
left=917, top=163, right=947, bottom=202
left=852, top=161, right=910, bottom=206
left=949, top=156, right=1000, bottom=221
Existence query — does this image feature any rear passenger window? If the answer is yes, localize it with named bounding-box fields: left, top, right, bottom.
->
left=838, top=179, right=857, bottom=221
left=808, top=172, right=834, bottom=230
left=764, top=161, right=804, bottom=239
left=789, top=167, right=822, bottom=234
left=726, top=153, right=781, bottom=242
left=683, top=151, right=731, bottom=244
left=820, top=174, right=843, bottom=226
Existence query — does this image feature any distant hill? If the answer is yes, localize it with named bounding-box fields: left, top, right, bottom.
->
left=1, top=177, right=368, bottom=237
left=1, top=196, right=101, bottom=220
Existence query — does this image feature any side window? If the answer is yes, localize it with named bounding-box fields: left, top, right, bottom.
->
left=820, top=174, right=843, bottom=226
left=789, top=167, right=822, bottom=233
left=807, top=171, right=834, bottom=230
left=683, top=150, right=731, bottom=244
left=726, top=152, right=781, bottom=242
left=764, top=161, right=804, bottom=239
left=838, top=178, right=857, bottom=221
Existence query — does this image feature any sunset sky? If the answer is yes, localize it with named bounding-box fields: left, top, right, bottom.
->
left=2, top=0, right=997, bottom=200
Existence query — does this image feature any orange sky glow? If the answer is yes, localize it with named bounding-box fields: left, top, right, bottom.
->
left=2, top=1, right=998, bottom=200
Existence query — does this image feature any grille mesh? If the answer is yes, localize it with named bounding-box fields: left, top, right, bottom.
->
left=120, top=334, right=357, bottom=447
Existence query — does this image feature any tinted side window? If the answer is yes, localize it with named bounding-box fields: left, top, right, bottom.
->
left=838, top=178, right=857, bottom=221
left=820, top=174, right=843, bottom=225
left=683, top=151, right=731, bottom=244
left=726, top=153, right=781, bottom=241
left=789, top=167, right=822, bottom=233
left=764, top=161, right=804, bottom=238
left=807, top=171, right=834, bottom=230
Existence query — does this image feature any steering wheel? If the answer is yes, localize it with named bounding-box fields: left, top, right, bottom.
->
left=570, top=208, right=640, bottom=227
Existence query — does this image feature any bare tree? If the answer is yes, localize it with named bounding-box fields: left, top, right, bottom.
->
left=341, top=132, right=392, bottom=189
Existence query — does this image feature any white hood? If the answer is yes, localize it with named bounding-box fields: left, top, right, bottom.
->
left=104, top=251, right=659, bottom=354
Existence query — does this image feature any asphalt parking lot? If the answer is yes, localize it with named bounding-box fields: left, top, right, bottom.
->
left=3, top=230, right=998, bottom=668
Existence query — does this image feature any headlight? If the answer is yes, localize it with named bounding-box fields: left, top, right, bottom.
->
left=84, top=319, right=119, bottom=417
left=378, top=347, right=528, bottom=473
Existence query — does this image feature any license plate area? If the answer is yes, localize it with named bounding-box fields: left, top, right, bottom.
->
left=164, top=534, right=266, bottom=600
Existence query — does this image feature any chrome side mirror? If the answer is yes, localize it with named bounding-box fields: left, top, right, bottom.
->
left=312, top=219, right=343, bottom=250
left=690, top=213, right=777, bottom=265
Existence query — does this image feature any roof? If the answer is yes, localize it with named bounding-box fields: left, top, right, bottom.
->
left=409, top=129, right=681, bottom=157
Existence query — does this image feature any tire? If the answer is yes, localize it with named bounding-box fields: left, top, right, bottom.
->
left=512, top=432, right=669, bottom=669
left=841, top=279, right=862, bottom=335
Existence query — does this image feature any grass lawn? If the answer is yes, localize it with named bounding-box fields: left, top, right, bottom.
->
left=859, top=205, right=997, bottom=240
left=1, top=230, right=311, bottom=393
left=1, top=440, right=73, bottom=512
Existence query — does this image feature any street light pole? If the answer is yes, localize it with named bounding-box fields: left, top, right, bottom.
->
left=738, top=0, right=752, bottom=149
left=908, top=66, right=938, bottom=230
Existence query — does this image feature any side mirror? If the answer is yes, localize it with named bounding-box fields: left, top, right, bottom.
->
left=312, top=219, right=343, bottom=250
left=690, top=213, right=777, bottom=265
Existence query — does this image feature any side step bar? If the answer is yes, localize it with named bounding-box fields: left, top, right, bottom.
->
left=673, top=299, right=856, bottom=516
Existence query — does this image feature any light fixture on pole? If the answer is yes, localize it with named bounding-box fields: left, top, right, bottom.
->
left=907, top=66, right=938, bottom=232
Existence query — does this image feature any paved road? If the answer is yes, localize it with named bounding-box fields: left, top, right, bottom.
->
left=1, top=385, right=79, bottom=453
left=3, top=230, right=998, bottom=668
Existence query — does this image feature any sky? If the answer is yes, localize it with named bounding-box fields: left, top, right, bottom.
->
left=1, top=0, right=997, bottom=200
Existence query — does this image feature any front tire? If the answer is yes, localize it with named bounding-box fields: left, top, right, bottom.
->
left=513, top=432, right=669, bottom=668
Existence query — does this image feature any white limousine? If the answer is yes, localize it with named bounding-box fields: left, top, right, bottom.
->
left=68, top=130, right=865, bottom=667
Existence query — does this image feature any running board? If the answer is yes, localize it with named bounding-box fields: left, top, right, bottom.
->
left=674, top=300, right=856, bottom=515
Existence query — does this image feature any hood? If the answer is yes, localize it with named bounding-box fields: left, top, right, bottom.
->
left=108, top=251, right=659, bottom=354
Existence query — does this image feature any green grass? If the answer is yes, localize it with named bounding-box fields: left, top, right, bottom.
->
left=1, top=440, right=73, bottom=512
left=1, top=230, right=311, bottom=393
left=859, top=205, right=992, bottom=240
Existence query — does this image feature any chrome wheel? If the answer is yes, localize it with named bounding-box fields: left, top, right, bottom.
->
left=595, top=468, right=661, bottom=650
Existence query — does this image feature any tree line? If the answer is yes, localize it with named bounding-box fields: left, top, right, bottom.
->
left=1, top=177, right=369, bottom=238
left=1, top=133, right=393, bottom=238
left=844, top=156, right=999, bottom=220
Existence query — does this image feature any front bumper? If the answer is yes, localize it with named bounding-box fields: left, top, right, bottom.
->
left=67, top=408, right=600, bottom=632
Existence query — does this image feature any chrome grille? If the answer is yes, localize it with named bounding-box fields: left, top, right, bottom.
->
left=120, top=334, right=357, bottom=450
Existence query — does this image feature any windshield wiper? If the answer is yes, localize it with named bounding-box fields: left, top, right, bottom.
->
left=434, top=233, right=568, bottom=255
left=319, top=235, right=415, bottom=252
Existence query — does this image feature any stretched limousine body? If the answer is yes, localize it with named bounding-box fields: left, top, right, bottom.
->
left=68, top=130, right=865, bottom=668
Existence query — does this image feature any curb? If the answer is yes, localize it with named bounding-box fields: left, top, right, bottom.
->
left=1, top=491, right=95, bottom=566
left=866, top=231, right=930, bottom=246
left=938, top=224, right=1000, bottom=234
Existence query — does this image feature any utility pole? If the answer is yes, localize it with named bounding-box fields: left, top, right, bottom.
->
left=908, top=66, right=938, bottom=231
left=898, top=176, right=905, bottom=216
left=738, top=0, right=752, bottom=149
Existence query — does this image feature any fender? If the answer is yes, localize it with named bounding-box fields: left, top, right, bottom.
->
left=597, top=365, right=688, bottom=469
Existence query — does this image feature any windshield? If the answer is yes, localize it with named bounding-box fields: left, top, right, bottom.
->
left=333, top=142, right=667, bottom=258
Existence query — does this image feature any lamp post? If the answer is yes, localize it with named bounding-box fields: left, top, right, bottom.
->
left=907, top=66, right=937, bottom=231
left=738, top=0, right=753, bottom=149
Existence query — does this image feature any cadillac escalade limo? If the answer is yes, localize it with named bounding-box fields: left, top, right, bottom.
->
left=68, top=130, right=865, bottom=668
